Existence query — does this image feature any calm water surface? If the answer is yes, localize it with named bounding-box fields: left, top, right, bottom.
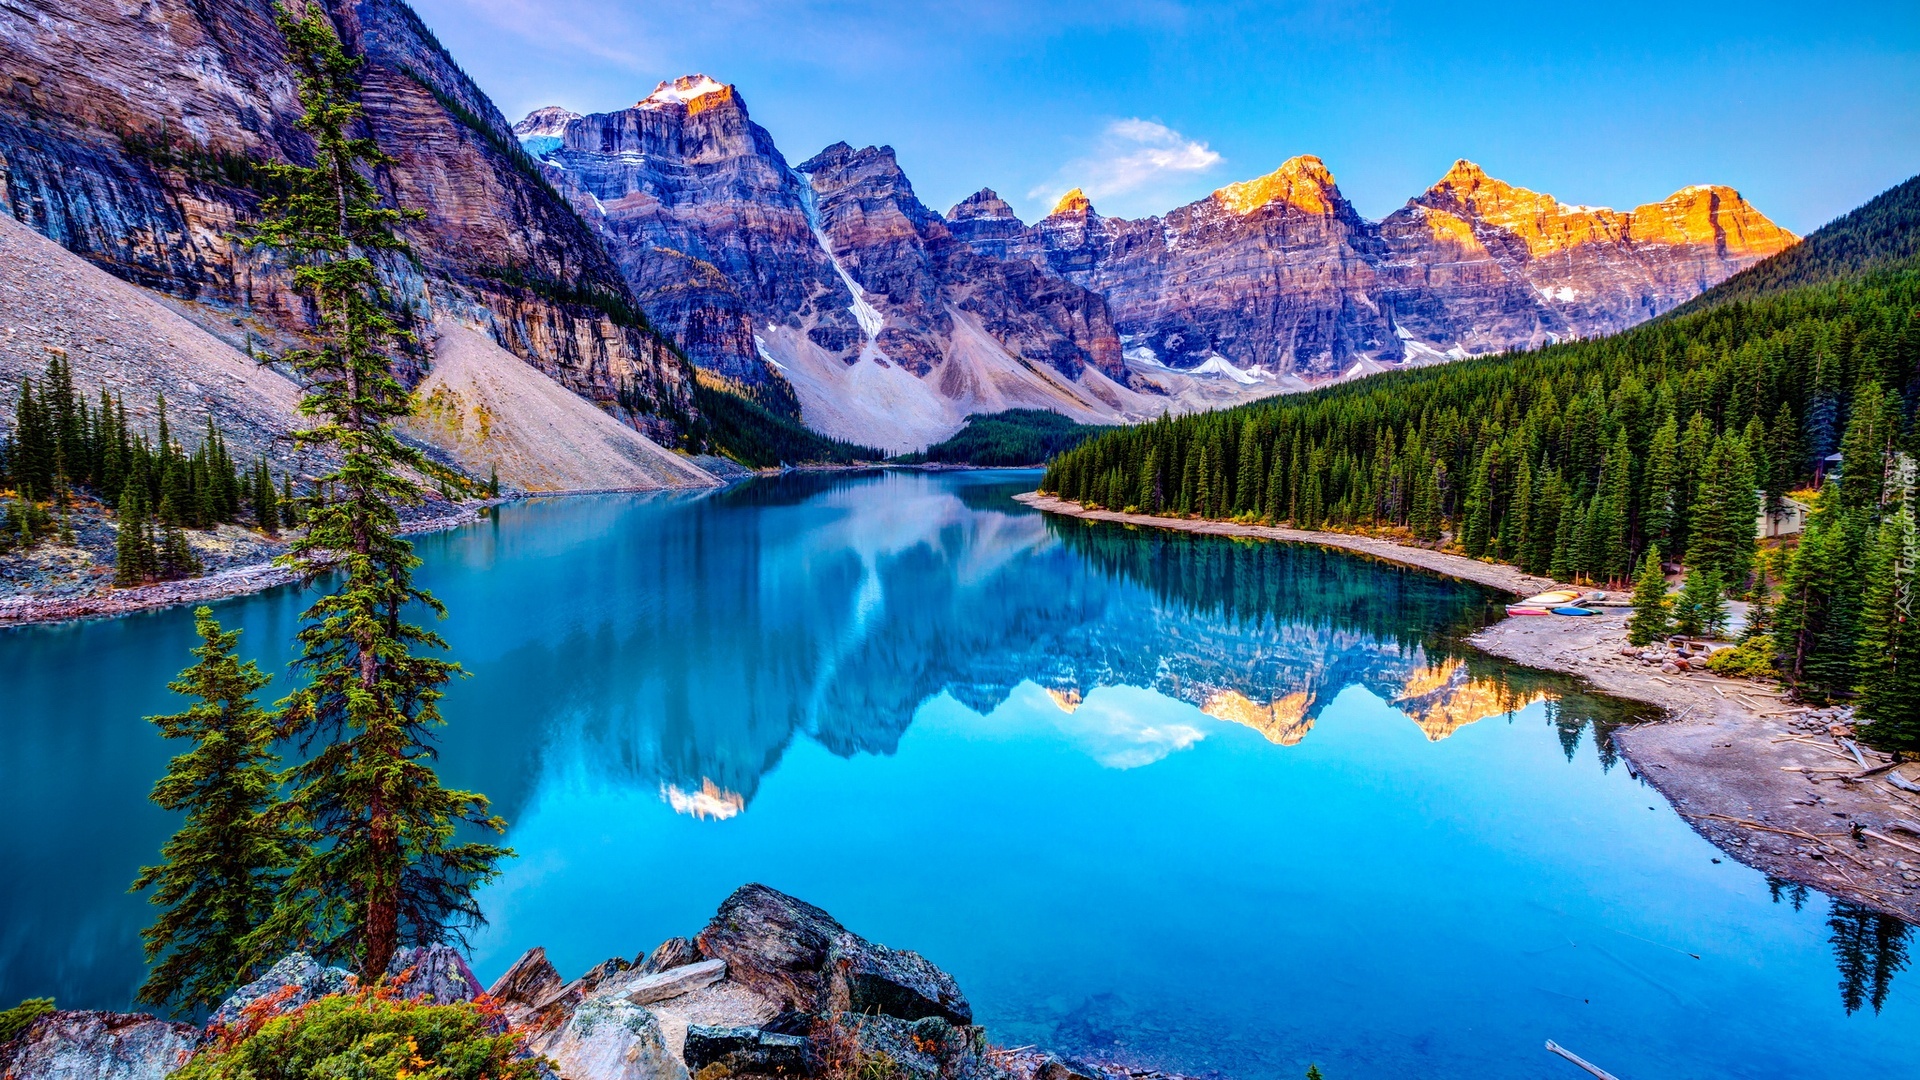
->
left=1, top=471, right=1913, bottom=1078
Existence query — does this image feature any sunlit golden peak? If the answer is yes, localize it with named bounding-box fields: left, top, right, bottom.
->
left=1213, top=156, right=1339, bottom=216
left=1051, top=188, right=1093, bottom=217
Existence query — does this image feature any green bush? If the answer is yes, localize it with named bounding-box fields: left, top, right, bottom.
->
left=0, top=998, right=54, bottom=1044
left=1706, top=635, right=1778, bottom=680
left=176, top=989, right=540, bottom=1080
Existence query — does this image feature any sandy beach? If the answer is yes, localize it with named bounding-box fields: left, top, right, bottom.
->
left=1018, top=492, right=1920, bottom=920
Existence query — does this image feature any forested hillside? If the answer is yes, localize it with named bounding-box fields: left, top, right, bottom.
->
left=1673, top=175, right=1920, bottom=310
left=894, top=410, right=1110, bottom=466
left=1042, top=174, right=1920, bottom=746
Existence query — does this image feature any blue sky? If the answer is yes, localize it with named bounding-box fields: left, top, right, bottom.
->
left=408, top=0, right=1918, bottom=233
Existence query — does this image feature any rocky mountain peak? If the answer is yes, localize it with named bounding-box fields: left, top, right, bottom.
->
left=1628, top=184, right=1797, bottom=253
left=639, top=73, right=736, bottom=115
left=512, top=106, right=581, bottom=139
left=1050, top=188, right=1094, bottom=217
left=948, top=188, right=1022, bottom=224
left=1212, top=155, right=1342, bottom=216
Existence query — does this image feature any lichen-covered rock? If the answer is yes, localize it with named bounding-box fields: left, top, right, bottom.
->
left=0, top=1010, right=198, bottom=1080
left=830, top=1013, right=994, bottom=1080
left=826, top=940, right=970, bottom=1026
left=209, top=952, right=351, bottom=1026
left=387, top=944, right=484, bottom=1005
left=694, top=884, right=970, bottom=1026
left=535, top=998, right=690, bottom=1080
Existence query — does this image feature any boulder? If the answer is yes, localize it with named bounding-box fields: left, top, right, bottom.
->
left=538, top=998, right=690, bottom=1080
left=639, top=937, right=702, bottom=975
left=490, top=946, right=566, bottom=1010
left=210, top=952, right=351, bottom=1026
left=828, top=941, right=971, bottom=1025
left=626, top=960, right=728, bottom=1006
left=829, top=1013, right=990, bottom=1080
left=682, top=1024, right=809, bottom=1076
left=388, top=944, right=484, bottom=1004
left=0, top=1010, right=198, bottom=1080
left=696, top=885, right=972, bottom=1026
left=695, top=885, right=845, bottom=1012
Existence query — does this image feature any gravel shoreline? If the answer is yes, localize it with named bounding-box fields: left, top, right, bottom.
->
left=1018, top=492, right=1920, bottom=921
left=0, top=506, right=493, bottom=629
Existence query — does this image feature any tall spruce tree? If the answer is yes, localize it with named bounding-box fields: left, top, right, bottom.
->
left=1856, top=503, right=1920, bottom=752
left=132, top=607, right=300, bottom=1014
left=246, top=3, right=507, bottom=981
left=1776, top=482, right=1861, bottom=700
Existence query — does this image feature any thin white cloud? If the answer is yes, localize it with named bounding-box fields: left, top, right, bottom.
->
left=1031, top=118, right=1223, bottom=211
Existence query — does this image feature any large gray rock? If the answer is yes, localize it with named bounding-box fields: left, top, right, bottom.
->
left=695, top=885, right=842, bottom=1013
left=210, top=952, right=351, bottom=1026
left=624, top=960, right=727, bottom=1006
left=831, top=1013, right=993, bottom=1080
left=696, top=884, right=972, bottom=1026
left=0, top=1011, right=198, bottom=1080
left=828, top=940, right=970, bottom=1026
left=387, top=944, right=484, bottom=1005
left=682, top=1024, right=809, bottom=1076
left=538, top=998, right=690, bottom=1080
left=698, top=880, right=975, bottom=1022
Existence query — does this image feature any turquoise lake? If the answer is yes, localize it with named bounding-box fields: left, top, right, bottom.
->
left=1, top=470, right=1914, bottom=1078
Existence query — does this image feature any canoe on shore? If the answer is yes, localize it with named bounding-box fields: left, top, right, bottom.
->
left=1506, top=606, right=1553, bottom=616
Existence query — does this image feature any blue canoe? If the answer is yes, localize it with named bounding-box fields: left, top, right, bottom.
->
left=1551, top=606, right=1598, bottom=616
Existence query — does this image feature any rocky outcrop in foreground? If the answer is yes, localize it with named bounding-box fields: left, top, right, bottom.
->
left=0, top=885, right=1155, bottom=1080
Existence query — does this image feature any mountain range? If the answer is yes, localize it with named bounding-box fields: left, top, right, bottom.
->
left=516, top=75, right=1794, bottom=450
left=0, top=0, right=1798, bottom=469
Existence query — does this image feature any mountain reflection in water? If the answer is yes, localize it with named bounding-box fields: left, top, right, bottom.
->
left=503, top=476, right=1637, bottom=820
left=1, top=471, right=1911, bottom=1079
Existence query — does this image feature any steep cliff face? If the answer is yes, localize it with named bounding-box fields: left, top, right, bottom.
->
left=521, top=81, right=1159, bottom=450
left=0, top=0, right=696, bottom=443
left=519, top=75, right=851, bottom=391
left=798, top=141, right=1125, bottom=384
left=981, top=157, right=1795, bottom=376
left=1388, top=160, right=1798, bottom=340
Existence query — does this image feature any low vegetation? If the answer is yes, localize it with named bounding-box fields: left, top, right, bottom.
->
left=176, top=987, right=537, bottom=1080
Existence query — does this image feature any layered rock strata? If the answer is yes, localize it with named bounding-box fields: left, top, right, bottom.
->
left=0, top=0, right=695, bottom=443
left=952, top=158, right=1795, bottom=376
left=519, top=79, right=1153, bottom=450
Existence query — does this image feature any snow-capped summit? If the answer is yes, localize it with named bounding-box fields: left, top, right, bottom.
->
left=639, top=74, right=732, bottom=110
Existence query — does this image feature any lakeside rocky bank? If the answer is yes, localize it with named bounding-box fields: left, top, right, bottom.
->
left=0, top=885, right=1178, bottom=1080
left=1018, top=493, right=1920, bottom=922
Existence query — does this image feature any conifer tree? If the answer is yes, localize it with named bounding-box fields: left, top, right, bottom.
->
left=1688, top=433, right=1759, bottom=594
left=1856, top=504, right=1920, bottom=752
left=1673, top=567, right=1727, bottom=637
left=245, top=2, right=507, bottom=981
left=1776, top=484, right=1861, bottom=699
left=115, top=485, right=157, bottom=586
left=132, top=608, right=300, bottom=1014
left=1628, top=546, right=1670, bottom=646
